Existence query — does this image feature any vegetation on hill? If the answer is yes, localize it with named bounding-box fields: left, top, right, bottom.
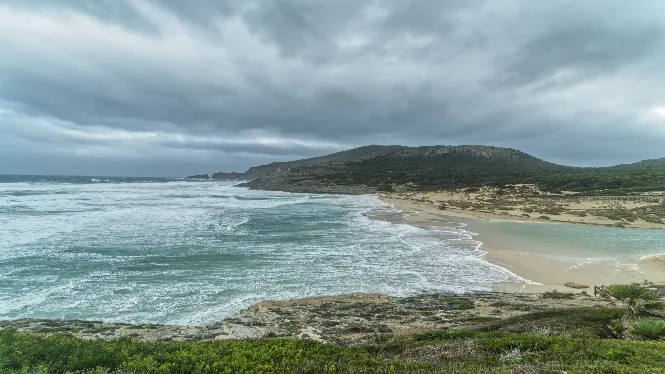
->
left=334, top=149, right=665, bottom=193
left=215, top=145, right=665, bottom=194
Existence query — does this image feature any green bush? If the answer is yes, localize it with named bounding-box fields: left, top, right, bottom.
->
left=412, top=329, right=665, bottom=372
left=474, top=307, right=624, bottom=338
left=4, top=324, right=665, bottom=373
left=0, top=329, right=387, bottom=374
left=632, top=318, right=665, bottom=340
left=604, top=284, right=661, bottom=304
left=541, top=290, right=576, bottom=300
left=609, top=319, right=626, bottom=337
left=602, top=283, right=665, bottom=322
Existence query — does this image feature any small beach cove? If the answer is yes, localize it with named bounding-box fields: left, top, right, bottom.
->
left=379, top=195, right=665, bottom=294
left=1, top=177, right=527, bottom=324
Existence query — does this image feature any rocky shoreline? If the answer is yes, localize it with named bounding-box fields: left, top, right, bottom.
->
left=238, top=177, right=375, bottom=195
left=1, top=291, right=615, bottom=345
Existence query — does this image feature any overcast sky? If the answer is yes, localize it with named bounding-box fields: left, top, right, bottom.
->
left=2, top=0, right=665, bottom=177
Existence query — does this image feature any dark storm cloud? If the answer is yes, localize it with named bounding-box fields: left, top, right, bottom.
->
left=1, top=0, right=665, bottom=176
left=491, top=22, right=665, bottom=88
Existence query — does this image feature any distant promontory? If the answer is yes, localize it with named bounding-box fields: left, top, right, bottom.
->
left=188, top=144, right=665, bottom=196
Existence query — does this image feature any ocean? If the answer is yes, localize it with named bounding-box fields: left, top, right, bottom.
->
left=0, top=175, right=520, bottom=325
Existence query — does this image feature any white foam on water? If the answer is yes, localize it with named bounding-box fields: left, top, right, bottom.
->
left=639, top=252, right=665, bottom=260
left=1, top=180, right=538, bottom=325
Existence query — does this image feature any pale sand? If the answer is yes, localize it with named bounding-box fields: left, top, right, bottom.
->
left=379, top=196, right=665, bottom=293
left=381, top=188, right=665, bottom=230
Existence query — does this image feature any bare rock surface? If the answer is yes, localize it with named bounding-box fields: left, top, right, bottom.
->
left=0, top=292, right=615, bottom=344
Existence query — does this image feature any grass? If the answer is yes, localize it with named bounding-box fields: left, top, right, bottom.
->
left=632, top=318, right=665, bottom=340
left=0, top=329, right=387, bottom=374
left=3, top=306, right=665, bottom=373
left=472, top=307, right=625, bottom=338
left=406, top=330, right=665, bottom=373
left=4, top=326, right=665, bottom=373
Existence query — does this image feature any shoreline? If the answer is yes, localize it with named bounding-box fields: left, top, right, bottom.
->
left=2, top=187, right=662, bottom=343
left=378, top=195, right=665, bottom=293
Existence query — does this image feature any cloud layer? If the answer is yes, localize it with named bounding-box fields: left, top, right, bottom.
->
left=2, top=0, right=665, bottom=176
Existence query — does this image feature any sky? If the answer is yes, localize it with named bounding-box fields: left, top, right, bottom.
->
left=2, top=0, right=665, bottom=177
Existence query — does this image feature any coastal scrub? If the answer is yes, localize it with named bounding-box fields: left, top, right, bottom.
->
left=3, top=326, right=665, bottom=373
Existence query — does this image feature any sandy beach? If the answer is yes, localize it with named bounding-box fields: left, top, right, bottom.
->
left=381, top=187, right=665, bottom=230
left=379, top=194, right=665, bottom=293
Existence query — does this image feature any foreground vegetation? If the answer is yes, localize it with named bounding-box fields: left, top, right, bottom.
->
left=2, top=322, right=665, bottom=373
left=2, top=285, right=663, bottom=373
left=3, top=306, right=665, bottom=373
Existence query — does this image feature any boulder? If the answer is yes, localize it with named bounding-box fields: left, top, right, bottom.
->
left=564, top=282, right=589, bottom=289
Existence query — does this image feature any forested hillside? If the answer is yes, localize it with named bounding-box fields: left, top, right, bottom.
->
left=206, top=145, right=665, bottom=194
left=340, top=151, right=665, bottom=193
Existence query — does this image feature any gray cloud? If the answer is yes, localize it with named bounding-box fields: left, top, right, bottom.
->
left=491, top=21, right=664, bottom=88
left=1, top=0, right=665, bottom=177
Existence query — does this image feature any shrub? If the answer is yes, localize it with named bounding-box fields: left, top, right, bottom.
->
left=603, top=283, right=664, bottom=317
left=5, top=320, right=665, bottom=373
left=603, top=283, right=661, bottom=303
left=609, top=319, right=626, bottom=338
left=448, top=298, right=475, bottom=310
left=541, top=290, right=576, bottom=300
left=0, top=329, right=384, bottom=374
left=601, top=283, right=665, bottom=334
left=474, top=307, right=624, bottom=339
left=632, top=318, right=665, bottom=340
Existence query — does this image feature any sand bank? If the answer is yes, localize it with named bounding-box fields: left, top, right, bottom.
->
left=380, top=188, right=665, bottom=230
left=379, top=195, right=665, bottom=293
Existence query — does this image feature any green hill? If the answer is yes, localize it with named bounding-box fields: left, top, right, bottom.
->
left=208, top=145, right=665, bottom=195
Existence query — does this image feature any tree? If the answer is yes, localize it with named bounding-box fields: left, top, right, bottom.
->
left=601, top=283, right=665, bottom=338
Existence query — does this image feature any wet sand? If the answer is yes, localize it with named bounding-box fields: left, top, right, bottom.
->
left=379, top=196, right=665, bottom=293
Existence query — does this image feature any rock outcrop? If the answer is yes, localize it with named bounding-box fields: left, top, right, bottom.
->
left=565, top=282, right=590, bottom=289
left=0, top=291, right=613, bottom=343
left=211, top=172, right=245, bottom=180
left=239, top=177, right=375, bottom=195
left=186, top=174, right=210, bottom=180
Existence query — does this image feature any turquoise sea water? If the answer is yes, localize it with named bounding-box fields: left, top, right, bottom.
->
left=1, top=175, right=521, bottom=325
left=466, top=219, right=665, bottom=260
